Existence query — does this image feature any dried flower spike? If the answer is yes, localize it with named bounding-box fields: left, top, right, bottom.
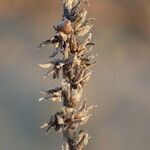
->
left=38, top=0, right=97, bottom=149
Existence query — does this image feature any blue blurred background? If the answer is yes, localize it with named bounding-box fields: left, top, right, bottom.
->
left=0, top=0, right=150, bottom=149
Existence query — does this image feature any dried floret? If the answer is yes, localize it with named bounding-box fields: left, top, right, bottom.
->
left=57, top=19, right=73, bottom=34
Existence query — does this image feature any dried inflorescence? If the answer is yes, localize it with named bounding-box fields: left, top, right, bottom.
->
left=38, top=0, right=97, bottom=149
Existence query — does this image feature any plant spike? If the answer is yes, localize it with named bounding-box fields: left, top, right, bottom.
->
left=38, top=0, right=97, bottom=149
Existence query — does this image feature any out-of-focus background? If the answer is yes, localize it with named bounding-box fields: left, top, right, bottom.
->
left=0, top=0, right=150, bottom=150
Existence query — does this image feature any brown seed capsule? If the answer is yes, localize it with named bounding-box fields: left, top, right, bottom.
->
left=57, top=19, right=73, bottom=34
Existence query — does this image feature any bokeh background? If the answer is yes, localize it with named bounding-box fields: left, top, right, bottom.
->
left=0, top=0, right=150, bottom=150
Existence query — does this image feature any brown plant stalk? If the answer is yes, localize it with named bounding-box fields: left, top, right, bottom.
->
left=38, top=0, right=97, bottom=149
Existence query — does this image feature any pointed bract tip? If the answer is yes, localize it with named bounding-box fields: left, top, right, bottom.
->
left=39, top=97, right=45, bottom=102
